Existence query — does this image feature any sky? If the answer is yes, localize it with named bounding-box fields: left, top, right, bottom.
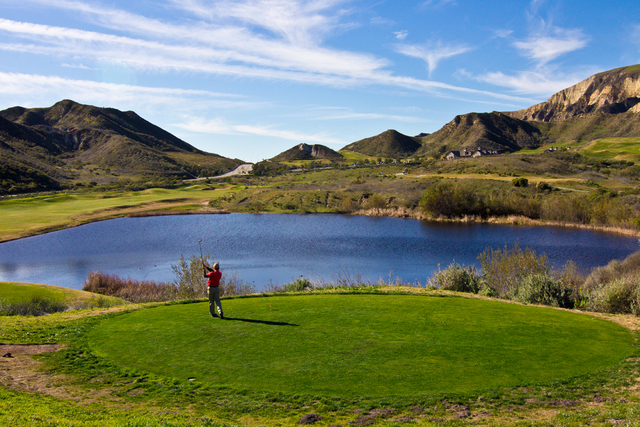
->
left=1, top=0, right=639, bottom=162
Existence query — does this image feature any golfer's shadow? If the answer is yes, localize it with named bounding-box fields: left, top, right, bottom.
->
left=224, top=317, right=298, bottom=327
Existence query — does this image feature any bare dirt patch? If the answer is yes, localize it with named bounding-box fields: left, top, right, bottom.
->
left=0, top=343, right=65, bottom=394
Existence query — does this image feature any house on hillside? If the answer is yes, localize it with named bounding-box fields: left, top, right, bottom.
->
left=446, top=147, right=500, bottom=160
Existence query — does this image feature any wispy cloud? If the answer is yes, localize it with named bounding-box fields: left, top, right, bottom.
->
left=514, top=26, right=588, bottom=67
left=302, top=106, right=426, bottom=123
left=420, top=0, right=456, bottom=10
left=0, top=72, right=256, bottom=111
left=174, top=115, right=346, bottom=145
left=395, top=41, right=471, bottom=75
left=466, top=68, right=593, bottom=96
left=394, top=30, right=408, bottom=41
left=0, top=0, right=527, bottom=104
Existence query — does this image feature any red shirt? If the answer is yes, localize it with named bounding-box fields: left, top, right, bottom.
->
left=206, top=270, right=222, bottom=287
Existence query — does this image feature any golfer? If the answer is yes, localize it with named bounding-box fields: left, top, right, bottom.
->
left=203, top=262, right=224, bottom=319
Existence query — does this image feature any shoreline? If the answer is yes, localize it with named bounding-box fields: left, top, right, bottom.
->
left=351, top=207, right=640, bottom=238
left=2, top=205, right=639, bottom=244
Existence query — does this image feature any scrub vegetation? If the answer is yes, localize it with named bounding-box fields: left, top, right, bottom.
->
left=0, top=282, right=121, bottom=316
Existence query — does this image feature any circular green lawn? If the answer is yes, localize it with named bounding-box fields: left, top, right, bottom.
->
left=87, top=294, right=635, bottom=397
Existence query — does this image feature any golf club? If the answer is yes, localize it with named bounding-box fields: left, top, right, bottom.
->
left=198, top=239, right=205, bottom=272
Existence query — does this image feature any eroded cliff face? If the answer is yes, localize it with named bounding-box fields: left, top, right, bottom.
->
left=506, top=66, right=640, bottom=122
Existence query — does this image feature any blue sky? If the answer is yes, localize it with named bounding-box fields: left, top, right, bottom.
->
left=1, top=0, right=639, bottom=162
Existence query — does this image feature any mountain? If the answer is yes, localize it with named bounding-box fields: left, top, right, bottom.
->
left=506, top=65, right=640, bottom=122
left=0, top=100, right=243, bottom=194
left=344, top=65, right=640, bottom=159
left=271, top=143, right=343, bottom=162
left=342, top=129, right=421, bottom=158
left=415, top=112, right=551, bottom=158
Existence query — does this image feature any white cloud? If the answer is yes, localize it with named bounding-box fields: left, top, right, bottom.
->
left=394, top=30, right=408, bottom=41
left=371, top=16, right=395, bottom=26
left=514, top=26, right=588, bottom=67
left=174, top=115, right=346, bottom=145
left=0, top=0, right=540, bottom=108
left=420, top=0, right=456, bottom=9
left=468, top=68, right=593, bottom=96
left=395, top=41, right=471, bottom=75
left=0, top=72, right=255, bottom=111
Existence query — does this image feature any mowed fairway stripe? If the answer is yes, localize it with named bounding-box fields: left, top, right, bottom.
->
left=87, top=294, right=635, bottom=397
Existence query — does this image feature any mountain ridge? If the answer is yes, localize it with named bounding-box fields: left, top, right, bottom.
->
left=0, top=100, right=243, bottom=194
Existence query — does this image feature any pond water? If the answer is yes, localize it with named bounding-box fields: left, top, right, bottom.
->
left=0, top=213, right=638, bottom=291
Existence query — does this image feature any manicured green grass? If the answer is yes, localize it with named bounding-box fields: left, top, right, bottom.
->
left=0, top=282, right=100, bottom=304
left=86, top=294, right=634, bottom=398
left=0, top=185, right=236, bottom=242
left=581, top=137, right=640, bottom=160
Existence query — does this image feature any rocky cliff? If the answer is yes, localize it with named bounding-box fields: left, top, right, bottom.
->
left=506, top=65, right=640, bottom=122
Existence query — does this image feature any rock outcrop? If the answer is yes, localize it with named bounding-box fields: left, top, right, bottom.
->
left=271, top=143, right=343, bottom=161
left=506, top=65, right=640, bottom=122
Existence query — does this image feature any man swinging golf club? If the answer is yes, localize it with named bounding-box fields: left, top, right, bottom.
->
left=203, top=261, right=224, bottom=319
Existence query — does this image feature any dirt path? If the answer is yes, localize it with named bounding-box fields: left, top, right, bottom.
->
left=184, top=164, right=253, bottom=182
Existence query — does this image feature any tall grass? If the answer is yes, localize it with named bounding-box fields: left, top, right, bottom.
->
left=83, top=255, right=255, bottom=302
left=0, top=294, right=119, bottom=316
left=83, top=272, right=178, bottom=303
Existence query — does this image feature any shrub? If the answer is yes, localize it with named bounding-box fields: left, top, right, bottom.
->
left=536, top=181, right=553, bottom=191
left=513, top=273, right=573, bottom=308
left=83, top=271, right=177, bottom=303
left=512, top=177, right=529, bottom=187
left=220, top=271, right=255, bottom=297
left=583, top=251, right=640, bottom=291
left=586, top=278, right=640, bottom=314
left=478, top=243, right=550, bottom=298
left=0, top=296, right=67, bottom=316
left=428, top=263, right=486, bottom=294
left=265, top=277, right=313, bottom=293
left=420, top=182, right=483, bottom=218
left=171, top=254, right=212, bottom=299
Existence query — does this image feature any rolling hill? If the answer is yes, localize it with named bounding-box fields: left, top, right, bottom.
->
left=271, top=143, right=343, bottom=162
left=341, top=129, right=422, bottom=158
left=340, top=65, right=640, bottom=160
left=0, top=100, right=243, bottom=194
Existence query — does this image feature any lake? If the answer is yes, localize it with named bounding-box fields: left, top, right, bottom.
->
left=0, top=213, right=638, bottom=290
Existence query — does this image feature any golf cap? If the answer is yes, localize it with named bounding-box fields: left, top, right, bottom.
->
left=213, top=262, right=220, bottom=270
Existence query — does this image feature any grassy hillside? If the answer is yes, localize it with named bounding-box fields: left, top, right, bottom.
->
left=0, top=282, right=100, bottom=304
left=0, top=100, right=243, bottom=195
left=342, top=129, right=421, bottom=158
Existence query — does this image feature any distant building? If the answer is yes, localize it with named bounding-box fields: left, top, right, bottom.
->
left=446, top=147, right=500, bottom=160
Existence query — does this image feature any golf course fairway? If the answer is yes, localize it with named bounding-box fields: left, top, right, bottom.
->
left=87, top=294, right=635, bottom=397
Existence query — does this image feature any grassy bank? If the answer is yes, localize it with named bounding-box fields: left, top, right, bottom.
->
left=0, top=282, right=123, bottom=316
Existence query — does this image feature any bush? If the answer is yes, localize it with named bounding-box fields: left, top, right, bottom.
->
left=171, top=254, right=212, bottom=299
left=0, top=296, right=67, bottom=316
left=83, top=271, right=177, bottom=303
left=536, top=181, right=553, bottom=191
left=513, top=273, right=573, bottom=308
left=512, top=177, right=529, bottom=187
left=220, top=271, right=255, bottom=297
left=586, top=278, right=640, bottom=314
left=478, top=243, right=550, bottom=298
left=583, top=251, right=640, bottom=291
left=428, top=263, right=487, bottom=294
left=265, top=277, right=313, bottom=293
